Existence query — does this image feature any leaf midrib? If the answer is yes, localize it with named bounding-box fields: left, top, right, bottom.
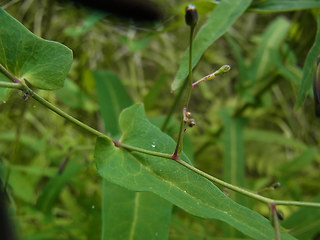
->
left=120, top=145, right=270, bottom=239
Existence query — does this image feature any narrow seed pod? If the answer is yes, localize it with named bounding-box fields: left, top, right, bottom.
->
left=313, top=56, right=320, bottom=117
left=185, top=4, right=198, bottom=27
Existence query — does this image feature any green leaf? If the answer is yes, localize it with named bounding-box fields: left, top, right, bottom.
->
left=94, top=70, right=133, bottom=136
left=244, top=129, right=307, bottom=150
left=282, top=194, right=320, bottom=240
left=0, top=8, right=72, bottom=90
left=95, top=104, right=297, bottom=240
left=296, top=13, right=320, bottom=107
left=220, top=110, right=246, bottom=188
left=143, top=73, right=167, bottom=110
left=220, top=110, right=247, bottom=203
left=248, top=17, right=290, bottom=84
left=220, top=109, right=247, bottom=237
left=276, top=148, right=317, bottom=180
left=0, top=87, right=12, bottom=102
left=172, top=0, right=252, bottom=91
left=101, top=180, right=172, bottom=240
left=36, top=159, right=86, bottom=213
left=64, top=12, right=107, bottom=37
left=55, top=78, right=96, bottom=112
left=95, top=72, right=172, bottom=240
left=250, top=0, right=320, bottom=12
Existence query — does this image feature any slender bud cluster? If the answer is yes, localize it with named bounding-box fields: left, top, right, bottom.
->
left=184, top=110, right=196, bottom=127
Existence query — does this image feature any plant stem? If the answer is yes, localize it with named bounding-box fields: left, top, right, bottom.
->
left=113, top=140, right=320, bottom=208
left=174, top=156, right=320, bottom=208
left=116, top=142, right=173, bottom=159
left=23, top=85, right=111, bottom=142
left=0, top=63, right=21, bottom=83
left=270, top=204, right=281, bottom=240
left=0, top=81, right=23, bottom=89
left=173, top=25, right=195, bottom=156
left=161, top=78, right=188, bottom=132
left=1, top=73, right=319, bottom=210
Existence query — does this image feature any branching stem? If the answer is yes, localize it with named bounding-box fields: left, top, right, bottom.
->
left=1, top=67, right=320, bottom=209
left=173, top=25, right=195, bottom=155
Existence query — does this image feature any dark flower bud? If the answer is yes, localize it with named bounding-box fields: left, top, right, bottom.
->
left=276, top=210, right=285, bottom=221
left=187, top=118, right=196, bottom=127
left=185, top=4, right=198, bottom=27
left=271, top=182, right=281, bottom=190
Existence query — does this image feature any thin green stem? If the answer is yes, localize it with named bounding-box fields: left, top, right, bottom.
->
left=0, top=81, right=23, bottom=89
left=113, top=141, right=320, bottom=208
left=116, top=142, right=174, bottom=159
left=174, top=25, right=195, bottom=156
left=174, top=157, right=320, bottom=208
left=24, top=85, right=111, bottom=142
left=0, top=63, right=21, bottom=83
left=161, top=78, right=188, bottom=132
left=2, top=74, right=320, bottom=210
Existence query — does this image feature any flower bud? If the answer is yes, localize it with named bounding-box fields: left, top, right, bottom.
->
left=187, top=118, right=196, bottom=127
left=185, top=4, right=198, bottom=27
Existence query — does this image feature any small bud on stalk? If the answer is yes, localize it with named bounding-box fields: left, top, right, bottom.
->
left=185, top=4, right=198, bottom=27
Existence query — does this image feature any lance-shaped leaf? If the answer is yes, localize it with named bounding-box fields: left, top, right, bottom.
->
left=0, top=8, right=72, bottom=90
left=94, top=70, right=172, bottom=240
left=102, top=180, right=172, bottom=240
left=249, top=0, right=320, bottom=12
left=297, top=13, right=320, bottom=107
left=171, top=0, right=252, bottom=91
left=95, top=104, right=297, bottom=240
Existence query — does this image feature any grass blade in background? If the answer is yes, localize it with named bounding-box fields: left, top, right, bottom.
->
left=220, top=110, right=246, bottom=195
left=102, top=181, right=172, bottom=240
left=94, top=70, right=133, bottom=136
left=36, top=158, right=86, bottom=213
left=249, top=0, right=320, bottom=12
left=296, top=13, right=320, bottom=107
left=143, top=73, right=167, bottom=111
left=238, top=17, right=290, bottom=100
left=220, top=109, right=247, bottom=237
left=249, top=17, right=290, bottom=83
left=95, top=104, right=297, bottom=240
left=95, top=71, right=173, bottom=240
left=172, top=0, right=252, bottom=91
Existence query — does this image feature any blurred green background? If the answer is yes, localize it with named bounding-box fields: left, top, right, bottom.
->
left=1, top=0, right=320, bottom=239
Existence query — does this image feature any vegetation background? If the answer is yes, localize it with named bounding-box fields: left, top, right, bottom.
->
left=1, top=0, right=320, bottom=239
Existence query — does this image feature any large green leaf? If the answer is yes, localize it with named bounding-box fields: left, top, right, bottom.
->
left=95, top=71, right=172, bottom=240
left=171, top=0, right=252, bottom=91
left=0, top=8, right=72, bottom=90
left=95, top=104, right=297, bottom=240
left=102, top=180, right=172, bottom=240
left=296, top=13, right=320, bottom=107
left=250, top=0, right=320, bottom=12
